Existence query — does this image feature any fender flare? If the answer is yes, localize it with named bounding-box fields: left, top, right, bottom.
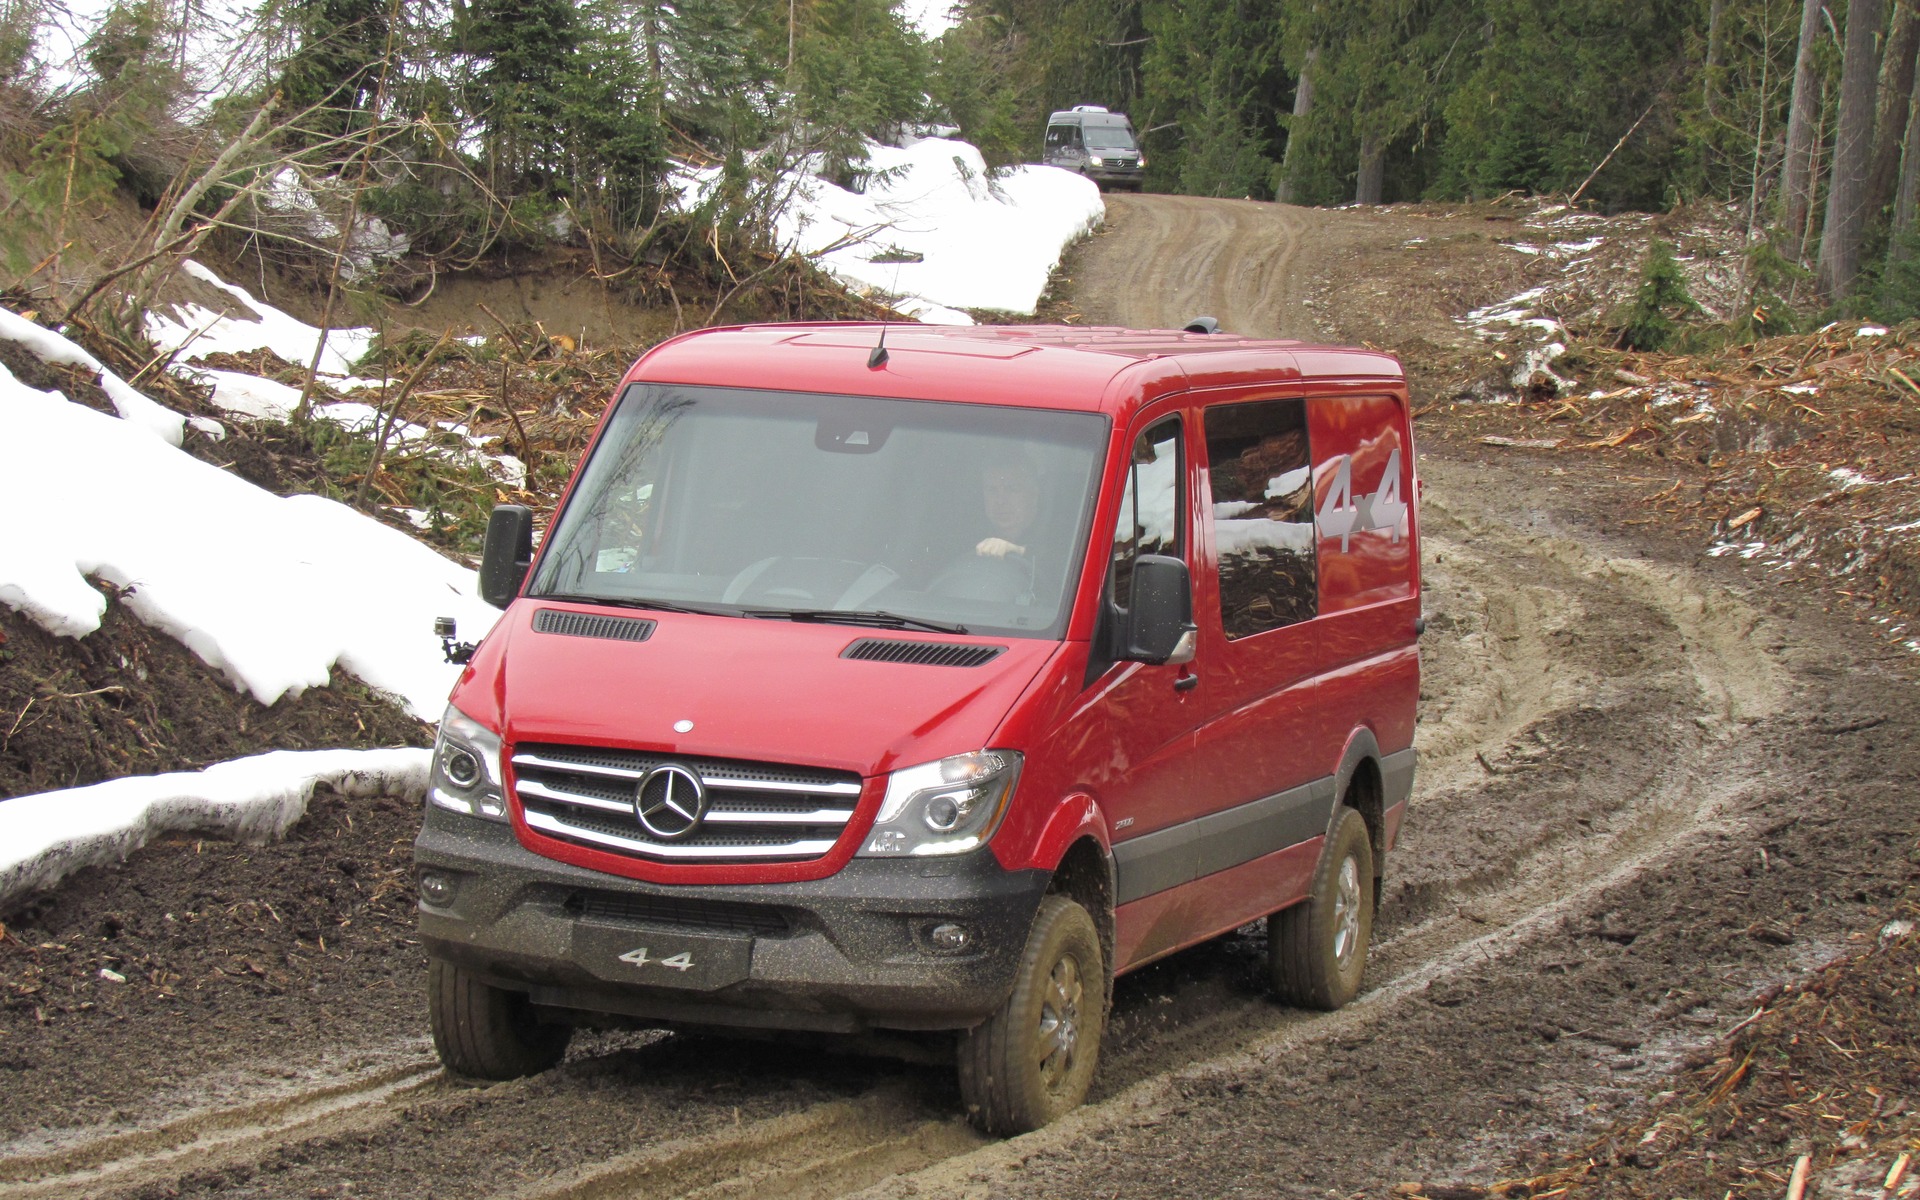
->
left=1325, top=726, right=1382, bottom=839
left=1023, top=791, right=1113, bottom=878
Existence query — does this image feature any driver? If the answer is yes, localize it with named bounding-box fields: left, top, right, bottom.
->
left=976, top=457, right=1042, bottom=560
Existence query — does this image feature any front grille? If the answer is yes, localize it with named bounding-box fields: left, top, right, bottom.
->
left=561, top=889, right=792, bottom=936
left=513, top=743, right=863, bottom=864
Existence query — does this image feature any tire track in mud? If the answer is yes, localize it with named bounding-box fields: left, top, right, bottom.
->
left=0, top=451, right=1800, bottom=1200
left=0, top=1060, right=442, bottom=1199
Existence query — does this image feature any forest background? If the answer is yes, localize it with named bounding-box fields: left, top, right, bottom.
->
left=5, top=0, right=1920, bottom=335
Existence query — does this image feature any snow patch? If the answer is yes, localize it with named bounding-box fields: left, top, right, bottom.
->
left=677, top=138, right=1105, bottom=319
left=0, top=335, right=501, bottom=716
left=147, top=260, right=375, bottom=377
left=0, top=749, right=430, bottom=909
left=0, top=308, right=186, bottom=445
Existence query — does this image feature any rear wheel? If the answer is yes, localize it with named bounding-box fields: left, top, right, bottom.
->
left=957, top=895, right=1105, bottom=1135
left=1268, top=806, right=1374, bottom=1009
left=428, top=958, right=572, bottom=1080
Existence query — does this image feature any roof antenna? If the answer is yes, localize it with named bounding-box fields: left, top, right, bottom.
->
left=871, top=251, right=910, bottom=369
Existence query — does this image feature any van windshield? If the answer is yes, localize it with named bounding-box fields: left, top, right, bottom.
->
left=1084, top=126, right=1136, bottom=151
left=531, top=384, right=1110, bottom=639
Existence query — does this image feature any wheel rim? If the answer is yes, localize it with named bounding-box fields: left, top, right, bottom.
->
left=1332, top=855, right=1363, bottom=970
left=1034, top=952, right=1084, bottom=1091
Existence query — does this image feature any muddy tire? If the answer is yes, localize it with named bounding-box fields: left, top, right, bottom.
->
left=957, top=895, right=1106, bottom=1135
left=1269, top=806, right=1374, bottom=1010
left=428, top=958, right=572, bottom=1080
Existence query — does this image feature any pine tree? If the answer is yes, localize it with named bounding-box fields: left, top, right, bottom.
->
left=274, top=0, right=393, bottom=146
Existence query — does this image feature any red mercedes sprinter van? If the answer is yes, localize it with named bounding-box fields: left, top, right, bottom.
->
left=415, top=323, right=1420, bottom=1134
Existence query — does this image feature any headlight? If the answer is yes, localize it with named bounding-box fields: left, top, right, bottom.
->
left=1089, top=156, right=1106, bottom=166
left=1138, top=156, right=1147, bottom=169
left=858, top=750, right=1022, bottom=857
left=429, top=704, right=508, bottom=821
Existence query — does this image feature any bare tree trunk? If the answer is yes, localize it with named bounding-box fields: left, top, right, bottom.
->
left=1355, top=135, right=1385, bottom=204
left=1868, top=1, right=1920, bottom=222
left=1802, top=92, right=1830, bottom=261
left=1893, top=67, right=1920, bottom=258
left=1274, top=45, right=1318, bottom=206
left=1817, top=0, right=1887, bottom=299
left=1783, top=0, right=1826, bottom=247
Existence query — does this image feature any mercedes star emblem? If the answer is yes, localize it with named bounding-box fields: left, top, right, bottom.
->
left=634, top=763, right=708, bottom=840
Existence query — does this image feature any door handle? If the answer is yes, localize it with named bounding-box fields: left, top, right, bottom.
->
left=1174, top=673, right=1199, bottom=692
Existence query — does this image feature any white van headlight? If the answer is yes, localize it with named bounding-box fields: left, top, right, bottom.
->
left=429, top=704, right=509, bottom=822
left=1089, top=155, right=1106, bottom=166
left=859, top=751, right=1022, bottom=857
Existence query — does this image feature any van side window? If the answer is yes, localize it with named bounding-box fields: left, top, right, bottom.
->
left=1204, top=399, right=1317, bottom=638
left=1045, top=125, right=1069, bottom=151
left=1111, top=417, right=1183, bottom=610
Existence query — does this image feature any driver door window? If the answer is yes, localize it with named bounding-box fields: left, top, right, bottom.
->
left=1093, top=416, right=1183, bottom=678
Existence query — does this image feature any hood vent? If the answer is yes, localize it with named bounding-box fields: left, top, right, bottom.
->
left=534, top=608, right=656, bottom=643
left=841, top=638, right=1006, bottom=667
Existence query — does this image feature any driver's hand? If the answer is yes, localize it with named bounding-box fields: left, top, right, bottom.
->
left=976, top=537, right=1026, bottom=558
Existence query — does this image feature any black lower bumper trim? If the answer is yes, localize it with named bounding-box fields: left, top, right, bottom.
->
left=414, top=807, right=1050, bottom=1034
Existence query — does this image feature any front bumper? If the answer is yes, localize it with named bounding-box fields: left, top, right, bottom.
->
left=1086, top=163, right=1144, bottom=188
left=414, top=805, right=1050, bottom=1034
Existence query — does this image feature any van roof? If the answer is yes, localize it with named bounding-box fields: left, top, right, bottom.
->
left=1048, top=110, right=1131, bottom=125
left=627, top=323, right=1404, bottom=421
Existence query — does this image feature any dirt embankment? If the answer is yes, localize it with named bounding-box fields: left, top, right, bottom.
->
left=0, top=195, right=1915, bottom=1200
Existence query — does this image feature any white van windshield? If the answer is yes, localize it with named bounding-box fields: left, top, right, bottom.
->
left=1084, top=126, right=1136, bottom=151
left=531, top=384, right=1110, bottom=639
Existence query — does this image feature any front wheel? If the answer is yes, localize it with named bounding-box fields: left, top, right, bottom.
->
left=957, top=895, right=1106, bottom=1135
left=428, top=958, right=572, bottom=1080
left=1267, top=806, right=1374, bottom=1010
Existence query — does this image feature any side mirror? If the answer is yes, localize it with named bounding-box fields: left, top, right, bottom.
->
left=479, top=505, right=534, bottom=609
left=1124, top=554, right=1197, bottom=665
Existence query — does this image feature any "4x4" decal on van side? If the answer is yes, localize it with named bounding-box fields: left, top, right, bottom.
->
left=1315, top=449, right=1408, bottom=552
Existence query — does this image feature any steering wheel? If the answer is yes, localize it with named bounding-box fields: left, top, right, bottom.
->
left=721, top=557, right=898, bottom=608
left=929, top=553, right=1035, bottom=605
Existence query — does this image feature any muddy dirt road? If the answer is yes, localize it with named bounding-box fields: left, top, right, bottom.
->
left=3, top=197, right=1917, bottom=1199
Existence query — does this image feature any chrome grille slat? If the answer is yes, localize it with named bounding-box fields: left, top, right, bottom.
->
left=524, top=810, right=839, bottom=860
left=516, top=778, right=632, bottom=814
left=514, top=752, right=646, bottom=781
left=703, top=809, right=855, bottom=826
left=512, top=742, right=863, bottom=865
left=512, top=752, right=860, bottom=797
left=704, top=776, right=862, bottom=797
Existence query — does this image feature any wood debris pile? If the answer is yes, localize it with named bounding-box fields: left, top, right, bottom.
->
left=1441, top=322, right=1920, bottom=650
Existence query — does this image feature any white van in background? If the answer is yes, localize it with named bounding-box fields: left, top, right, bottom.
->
left=1044, top=106, right=1146, bottom=192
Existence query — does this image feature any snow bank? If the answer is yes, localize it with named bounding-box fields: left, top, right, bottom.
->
left=0, top=323, right=500, bottom=717
left=0, top=307, right=187, bottom=445
left=0, top=749, right=430, bottom=909
left=681, top=138, right=1104, bottom=321
left=147, top=260, right=376, bottom=377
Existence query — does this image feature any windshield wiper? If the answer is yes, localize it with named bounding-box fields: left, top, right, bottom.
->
left=743, top=608, right=970, bottom=635
left=533, top=593, right=737, bottom=617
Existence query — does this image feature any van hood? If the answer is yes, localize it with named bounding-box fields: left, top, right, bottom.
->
left=475, top=604, right=1060, bottom=778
